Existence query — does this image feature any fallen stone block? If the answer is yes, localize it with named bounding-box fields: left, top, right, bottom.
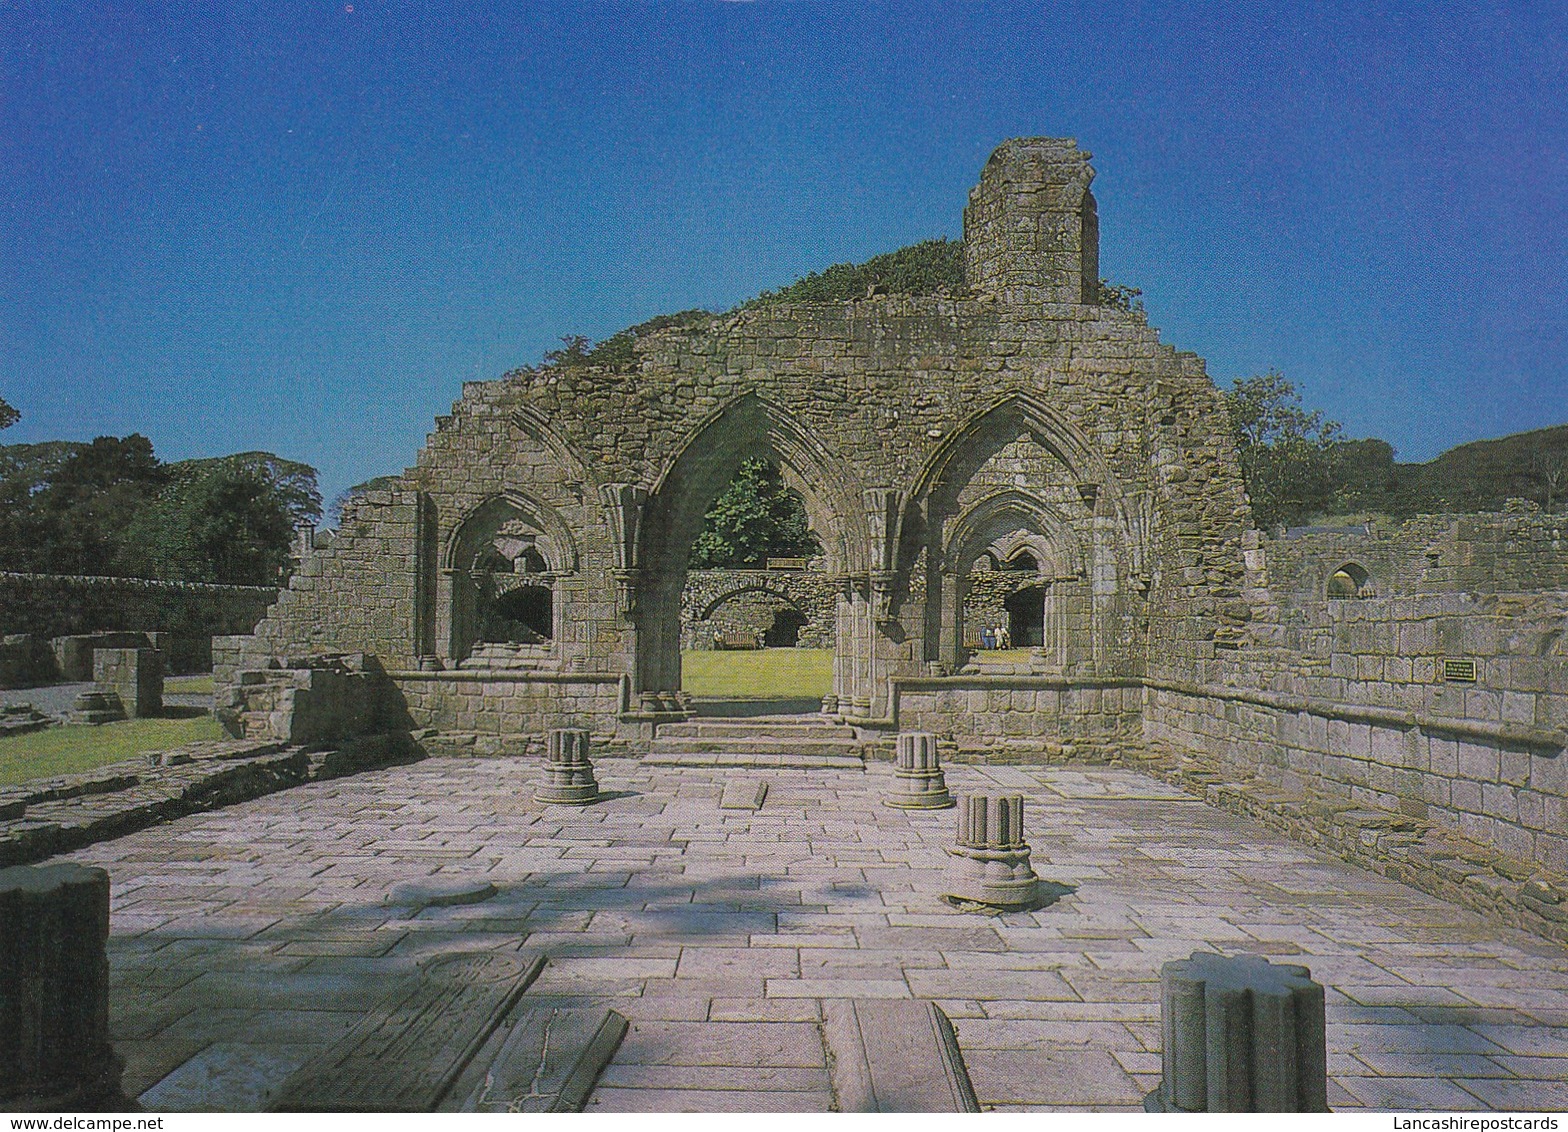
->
left=824, top=1000, right=979, bottom=1112
left=271, top=951, right=545, bottom=1112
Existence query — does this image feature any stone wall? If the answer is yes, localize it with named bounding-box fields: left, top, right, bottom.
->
left=681, top=569, right=837, bottom=649
left=390, top=671, right=628, bottom=739
left=1265, top=512, right=1568, bottom=607
left=0, top=572, right=274, bottom=674
left=1145, top=517, right=1568, bottom=878
left=894, top=676, right=1142, bottom=760
left=230, top=136, right=1251, bottom=734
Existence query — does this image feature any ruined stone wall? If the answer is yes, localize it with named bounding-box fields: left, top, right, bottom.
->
left=1145, top=516, right=1568, bottom=878
left=0, top=572, right=274, bottom=670
left=241, top=488, right=428, bottom=670
left=1264, top=512, right=1568, bottom=607
left=222, top=137, right=1253, bottom=738
left=895, top=676, right=1142, bottom=759
left=681, top=569, right=837, bottom=649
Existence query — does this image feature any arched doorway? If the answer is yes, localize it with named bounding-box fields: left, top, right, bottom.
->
left=637, top=394, right=869, bottom=710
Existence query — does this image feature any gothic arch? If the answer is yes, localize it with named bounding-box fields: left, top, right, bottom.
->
left=443, top=492, right=579, bottom=575
left=636, top=393, right=869, bottom=696
left=942, top=489, right=1085, bottom=578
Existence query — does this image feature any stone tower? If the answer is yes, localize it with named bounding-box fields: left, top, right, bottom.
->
left=963, top=137, right=1099, bottom=305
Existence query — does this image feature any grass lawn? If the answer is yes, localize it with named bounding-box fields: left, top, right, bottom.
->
left=166, top=673, right=215, bottom=695
left=0, top=716, right=225, bottom=788
left=681, top=648, right=833, bottom=700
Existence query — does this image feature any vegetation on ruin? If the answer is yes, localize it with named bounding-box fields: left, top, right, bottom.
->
left=0, top=715, right=225, bottom=787
left=740, top=237, right=965, bottom=306
left=680, top=647, right=833, bottom=700
left=689, top=458, right=819, bottom=569
left=0, top=436, right=319, bottom=585
left=1226, top=374, right=1568, bottom=527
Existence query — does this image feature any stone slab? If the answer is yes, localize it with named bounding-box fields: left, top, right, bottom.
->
left=824, top=1000, right=980, bottom=1112
left=720, top=781, right=769, bottom=810
left=270, top=951, right=544, bottom=1111
left=138, top=1043, right=308, bottom=1112
left=456, top=1006, right=626, bottom=1112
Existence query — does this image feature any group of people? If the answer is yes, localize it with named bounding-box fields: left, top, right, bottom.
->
left=978, top=624, right=1013, bottom=650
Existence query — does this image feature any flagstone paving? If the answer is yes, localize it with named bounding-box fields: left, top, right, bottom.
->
left=63, top=757, right=1568, bottom=1112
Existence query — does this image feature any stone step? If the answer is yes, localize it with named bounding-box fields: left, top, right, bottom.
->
left=656, top=720, right=855, bottom=740
left=644, top=750, right=864, bottom=770
left=650, top=735, right=857, bottom=755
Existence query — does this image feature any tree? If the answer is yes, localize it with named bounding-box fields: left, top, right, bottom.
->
left=0, top=396, right=17, bottom=430
left=1223, top=373, right=1342, bottom=529
left=328, top=474, right=400, bottom=526
left=689, top=458, right=819, bottom=568
left=31, top=435, right=168, bottom=575
left=1529, top=449, right=1568, bottom=512
left=118, top=455, right=320, bottom=585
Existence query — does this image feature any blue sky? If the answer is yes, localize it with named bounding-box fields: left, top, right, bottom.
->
left=3, top=2, right=1565, bottom=508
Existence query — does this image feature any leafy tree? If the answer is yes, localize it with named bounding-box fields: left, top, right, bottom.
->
left=0, top=396, right=17, bottom=430
left=689, top=458, right=819, bottom=568
left=29, top=435, right=168, bottom=574
left=118, top=454, right=321, bottom=585
left=1223, top=373, right=1342, bottom=528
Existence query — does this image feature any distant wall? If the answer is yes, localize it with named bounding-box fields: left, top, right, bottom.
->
left=0, top=572, right=276, bottom=674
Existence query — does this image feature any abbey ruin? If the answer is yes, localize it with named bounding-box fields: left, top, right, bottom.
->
left=217, top=138, right=1568, bottom=940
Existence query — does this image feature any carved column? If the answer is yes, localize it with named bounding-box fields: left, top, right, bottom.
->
left=886, top=732, right=954, bottom=810
left=944, top=795, right=1038, bottom=909
left=1147, top=951, right=1328, bottom=1113
left=599, top=483, right=648, bottom=619
left=0, top=864, right=124, bottom=1109
left=537, top=728, right=600, bottom=805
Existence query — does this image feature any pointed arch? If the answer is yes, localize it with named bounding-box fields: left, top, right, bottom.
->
left=443, top=492, right=579, bottom=575
left=909, top=395, right=1116, bottom=504
left=507, top=404, right=593, bottom=486
left=942, top=489, right=1085, bottom=577
left=644, top=392, right=868, bottom=575
left=635, top=392, right=867, bottom=695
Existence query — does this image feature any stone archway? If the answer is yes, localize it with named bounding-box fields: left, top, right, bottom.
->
left=635, top=393, right=870, bottom=707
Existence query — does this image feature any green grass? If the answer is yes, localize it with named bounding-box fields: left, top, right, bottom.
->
left=166, top=673, right=215, bottom=695
left=0, top=716, right=225, bottom=788
left=681, top=648, right=833, bottom=700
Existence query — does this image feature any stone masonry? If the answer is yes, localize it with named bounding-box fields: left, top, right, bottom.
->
left=215, top=137, right=1568, bottom=942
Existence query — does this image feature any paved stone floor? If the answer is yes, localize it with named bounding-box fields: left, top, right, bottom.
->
left=64, top=757, right=1568, bottom=1112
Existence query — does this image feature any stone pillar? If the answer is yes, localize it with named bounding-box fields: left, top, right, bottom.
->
left=886, top=732, right=954, bottom=810
left=1147, top=951, right=1328, bottom=1113
left=0, top=864, right=124, bottom=1109
left=93, top=647, right=162, bottom=718
left=944, top=795, right=1038, bottom=909
left=537, top=727, right=600, bottom=805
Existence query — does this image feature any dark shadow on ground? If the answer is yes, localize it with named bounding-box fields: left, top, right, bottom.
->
left=692, top=697, right=822, bottom=717
left=157, top=705, right=211, bottom=720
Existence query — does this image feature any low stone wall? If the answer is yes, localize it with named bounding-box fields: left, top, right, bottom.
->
left=0, top=573, right=275, bottom=674
left=389, top=670, right=629, bottom=736
left=892, top=676, right=1143, bottom=759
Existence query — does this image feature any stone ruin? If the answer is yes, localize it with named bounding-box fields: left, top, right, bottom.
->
left=212, top=137, right=1568, bottom=938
